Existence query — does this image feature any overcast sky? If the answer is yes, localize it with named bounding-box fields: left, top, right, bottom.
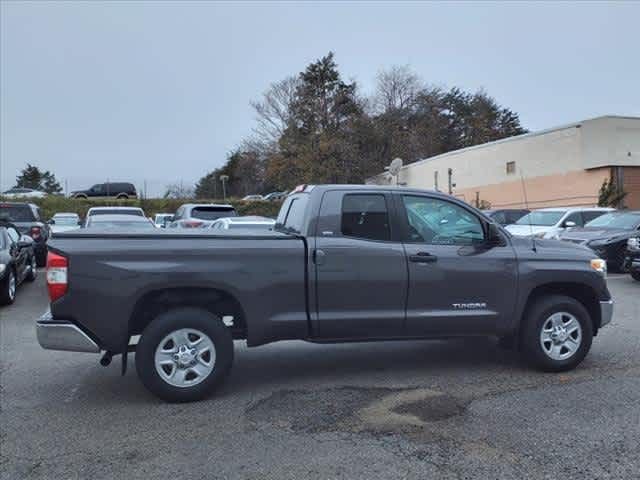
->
left=1, top=1, right=639, bottom=196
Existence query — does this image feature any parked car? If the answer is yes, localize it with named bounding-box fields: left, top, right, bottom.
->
left=154, top=213, right=174, bottom=228
left=0, top=223, right=36, bottom=305
left=560, top=210, right=640, bottom=272
left=49, top=213, right=81, bottom=234
left=242, top=195, right=264, bottom=201
left=37, top=185, right=613, bottom=402
left=0, top=202, right=50, bottom=266
left=625, top=235, right=640, bottom=281
left=482, top=209, right=530, bottom=226
left=83, top=206, right=145, bottom=227
left=1, top=187, right=47, bottom=199
left=505, top=207, right=613, bottom=239
left=210, top=216, right=275, bottom=231
left=85, top=214, right=156, bottom=230
left=263, top=191, right=288, bottom=201
left=70, top=182, right=137, bottom=200
left=168, top=203, right=237, bottom=228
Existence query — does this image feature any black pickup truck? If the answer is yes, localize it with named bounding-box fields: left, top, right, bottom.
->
left=37, top=185, right=614, bottom=402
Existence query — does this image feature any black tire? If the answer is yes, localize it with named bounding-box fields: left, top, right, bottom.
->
left=25, top=255, right=37, bottom=282
left=135, top=308, right=234, bottom=402
left=116, top=194, right=128, bottom=199
left=631, top=271, right=640, bottom=282
left=0, top=269, right=16, bottom=306
left=35, top=249, right=47, bottom=268
left=73, top=194, right=87, bottom=199
left=521, top=294, right=593, bottom=372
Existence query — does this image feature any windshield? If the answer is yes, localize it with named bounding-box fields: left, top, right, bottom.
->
left=585, top=212, right=640, bottom=229
left=87, top=220, right=154, bottom=229
left=191, top=207, right=237, bottom=220
left=0, top=204, right=36, bottom=222
left=88, top=209, right=143, bottom=217
left=515, top=211, right=566, bottom=226
left=54, top=216, right=79, bottom=226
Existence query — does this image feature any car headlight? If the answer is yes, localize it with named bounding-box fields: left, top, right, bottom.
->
left=0, top=263, right=5, bottom=275
left=628, top=237, right=640, bottom=250
left=590, top=258, right=607, bottom=277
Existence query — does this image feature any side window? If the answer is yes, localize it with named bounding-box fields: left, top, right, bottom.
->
left=282, top=197, right=308, bottom=234
left=583, top=211, right=605, bottom=224
left=491, top=211, right=506, bottom=225
left=7, top=227, right=20, bottom=243
left=564, top=212, right=583, bottom=227
left=341, top=194, right=391, bottom=241
left=401, top=195, right=484, bottom=245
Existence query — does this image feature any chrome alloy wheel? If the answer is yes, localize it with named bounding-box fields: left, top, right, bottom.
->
left=154, top=328, right=216, bottom=387
left=8, top=271, right=16, bottom=300
left=539, top=312, right=582, bottom=361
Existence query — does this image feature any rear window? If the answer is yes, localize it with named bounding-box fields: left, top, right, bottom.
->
left=89, top=209, right=143, bottom=217
left=278, top=195, right=308, bottom=234
left=0, top=204, right=36, bottom=222
left=191, top=207, right=237, bottom=220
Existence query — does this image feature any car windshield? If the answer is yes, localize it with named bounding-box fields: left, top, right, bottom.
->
left=0, top=204, right=35, bottom=222
left=88, top=220, right=154, bottom=229
left=191, top=207, right=237, bottom=220
left=585, top=212, right=640, bottom=229
left=54, top=216, right=79, bottom=226
left=89, top=209, right=143, bottom=217
left=515, top=211, right=566, bottom=226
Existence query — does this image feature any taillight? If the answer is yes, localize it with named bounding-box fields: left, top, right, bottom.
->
left=46, top=252, right=68, bottom=302
left=30, top=226, right=42, bottom=240
left=182, top=220, right=203, bottom=228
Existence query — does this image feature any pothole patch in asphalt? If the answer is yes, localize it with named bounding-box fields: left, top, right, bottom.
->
left=246, top=387, right=466, bottom=434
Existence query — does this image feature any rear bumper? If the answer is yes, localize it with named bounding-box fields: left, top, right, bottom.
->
left=600, top=300, right=614, bottom=328
left=36, top=311, right=100, bottom=353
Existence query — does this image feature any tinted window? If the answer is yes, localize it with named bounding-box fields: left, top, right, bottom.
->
left=586, top=212, right=640, bottom=229
left=280, top=196, right=308, bottom=234
left=0, top=204, right=36, bottom=222
left=89, top=209, right=143, bottom=217
left=516, top=211, right=566, bottom=226
left=341, top=194, right=390, bottom=241
left=506, top=210, right=528, bottom=224
left=582, top=211, right=607, bottom=223
left=402, top=196, right=484, bottom=245
left=191, top=207, right=237, bottom=220
left=490, top=211, right=507, bottom=225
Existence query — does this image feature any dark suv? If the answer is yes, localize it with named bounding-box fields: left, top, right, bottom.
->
left=70, top=182, right=137, bottom=200
left=0, top=202, right=49, bottom=266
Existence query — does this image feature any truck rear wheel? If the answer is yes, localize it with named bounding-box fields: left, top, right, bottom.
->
left=521, top=295, right=593, bottom=372
left=631, top=271, right=640, bottom=282
left=135, top=308, right=234, bottom=402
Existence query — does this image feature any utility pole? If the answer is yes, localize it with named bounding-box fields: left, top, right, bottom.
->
left=219, top=175, right=229, bottom=202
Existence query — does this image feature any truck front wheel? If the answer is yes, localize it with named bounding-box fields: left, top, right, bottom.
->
left=135, top=308, right=234, bottom=402
left=521, top=295, right=593, bottom=372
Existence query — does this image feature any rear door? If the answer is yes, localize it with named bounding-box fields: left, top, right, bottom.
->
left=396, top=193, right=518, bottom=336
left=312, top=190, right=407, bottom=338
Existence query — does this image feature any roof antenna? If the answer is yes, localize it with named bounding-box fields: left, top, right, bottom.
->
left=520, top=170, right=537, bottom=252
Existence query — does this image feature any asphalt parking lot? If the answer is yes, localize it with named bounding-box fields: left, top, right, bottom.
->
left=1, top=275, right=639, bottom=479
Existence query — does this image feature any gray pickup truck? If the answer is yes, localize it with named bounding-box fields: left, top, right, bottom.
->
left=37, top=185, right=614, bottom=402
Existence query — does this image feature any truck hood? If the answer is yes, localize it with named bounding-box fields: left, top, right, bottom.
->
left=505, top=224, right=551, bottom=236
left=510, top=234, right=594, bottom=258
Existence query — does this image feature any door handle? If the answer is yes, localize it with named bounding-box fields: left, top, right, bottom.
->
left=313, top=249, right=326, bottom=266
left=409, top=252, right=437, bottom=263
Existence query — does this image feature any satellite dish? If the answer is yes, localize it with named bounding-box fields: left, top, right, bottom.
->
left=388, top=158, right=403, bottom=176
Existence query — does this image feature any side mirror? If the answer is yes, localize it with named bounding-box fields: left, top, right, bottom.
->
left=48, top=219, right=55, bottom=225
left=487, top=223, right=504, bottom=246
left=564, top=220, right=576, bottom=228
left=17, top=235, right=33, bottom=248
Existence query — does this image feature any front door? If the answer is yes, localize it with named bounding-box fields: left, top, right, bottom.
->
left=395, top=193, right=518, bottom=336
left=313, top=190, right=407, bottom=338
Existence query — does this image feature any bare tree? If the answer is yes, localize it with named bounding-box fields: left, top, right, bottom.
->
left=373, top=65, right=422, bottom=113
left=164, top=182, right=194, bottom=199
left=250, top=76, right=300, bottom=146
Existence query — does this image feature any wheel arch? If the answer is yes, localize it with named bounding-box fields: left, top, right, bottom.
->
left=129, top=287, right=248, bottom=342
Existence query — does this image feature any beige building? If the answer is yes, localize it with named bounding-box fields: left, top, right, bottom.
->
left=367, top=116, right=640, bottom=210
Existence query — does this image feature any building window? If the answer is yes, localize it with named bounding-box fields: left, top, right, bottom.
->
left=506, top=161, right=516, bottom=175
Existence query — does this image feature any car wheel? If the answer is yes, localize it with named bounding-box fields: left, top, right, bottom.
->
left=0, top=269, right=16, bottom=305
left=631, top=271, right=640, bottom=282
left=521, top=295, right=593, bottom=372
left=35, top=249, right=47, bottom=268
left=135, top=307, right=234, bottom=402
left=73, top=194, right=88, bottom=199
left=25, top=255, right=37, bottom=282
left=116, top=194, right=128, bottom=199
